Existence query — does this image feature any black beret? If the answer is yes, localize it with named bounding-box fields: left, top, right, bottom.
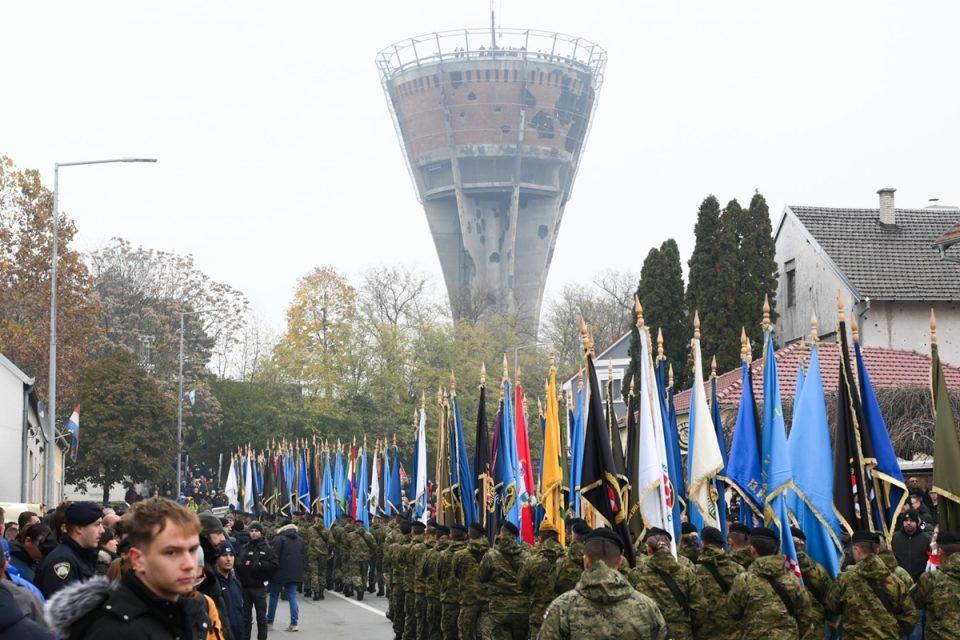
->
left=937, top=530, right=960, bottom=545
left=852, top=531, right=881, bottom=544
left=681, top=522, right=698, bottom=535
left=65, top=502, right=104, bottom=527
left=790, top=526, right=806, bottom=541
left=427, top=519, right=439, bottom=528
left=571, top=522, right=592, bottom=537
left=436, top=525, right=450, bottom=536
left=644, top=527, right=673, bottom=542
left=728, top=522, right=750, bottom=536
left=585, top=527, right=624, bottom=551
left=750, top=527, right=778, bottom=542
left=500, top=521, right=520, bottom=536
left=399, top=521, right=413, bottom=534
left=411, top=521, right=427, bottom=531
left=566, top=517, right=587, bottom=527
left=468, top=522, right=485, bottom=535
left=700, top=526, right=725, bottom=547
left=450, top=524, right=468, bottom=534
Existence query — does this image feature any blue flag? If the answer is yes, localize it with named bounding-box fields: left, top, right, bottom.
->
left=657, top=361, right=685, bottom=541
left=495, top=378, right=522, bottom=530
left=569, top=383, right=586, bottom=516
left=388, top=446, right=402, bottom=516
left=334, top=449, right=345, bottom=519
left=711, top=375, right=729, bottom=540
left=855, top=342, right=908, bottom=538
left=787, top=343, right=842, bottom=578
left=451, top=393, right=477, bottom=525
left=321, top=451, right=335, bottom=527
left=760, top=330, right=801, bottom=579
left=726, top=361, right=763, bottom=525
left=358, top=449, right=370, bottom=531
left=298, top=449, right=310, bottom=513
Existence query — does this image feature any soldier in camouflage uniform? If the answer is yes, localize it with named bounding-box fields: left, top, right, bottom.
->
left=826, top=530, right=917, bottom=640
left=911, top=529, right=960, bottom=640
left=628, top=527, right=708, bottom=640
left=414, top=522, right=439, bottom=639
left=439, top=524, right=467, bottom=640
left=728, top=527, right=815, bottom=640
left=678, top=522, right=700, bottom=564
left=402, top=521, right=427, bottom=640
left=423, top=525, right=450, bottom=640
left=346, top=518, right=377, bottom=601
left=790, top=527, right=833, bottom=640
left=693, top=526, right=745, bottom=640
left=311, top=518, right=333, bottom=600
left=518, top=521, right=564, bottom=639
left=477, top=521, right=530, bottom=640
left=553, top=521, right=591, bottom=595
left=299, top=516, right=319, bottom=599
left=538, top=527, right=668, bottom=640
left=454, top=523, right=491, bottom=640
left=386, top=520, right=412, bottom=639
left=330, top=516, right=346, bottom=592
left=727, top=522, right=754, bottom=569
left=369, top=515, right=388, bottom=596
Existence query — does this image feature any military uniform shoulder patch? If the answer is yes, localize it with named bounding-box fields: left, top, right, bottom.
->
left=53, top=562, right=72, bottom=580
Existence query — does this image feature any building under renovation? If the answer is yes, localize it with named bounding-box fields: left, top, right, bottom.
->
left=377, top=27, right=606, bottom=331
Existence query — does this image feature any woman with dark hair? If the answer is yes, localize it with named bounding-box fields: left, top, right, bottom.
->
left=96, top=527, right=119, bottom=575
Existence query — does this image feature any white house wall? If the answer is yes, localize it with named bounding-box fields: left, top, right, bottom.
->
left=0, top=367, right=24, bottom=503
left=862, top=300, right=960, bottom=366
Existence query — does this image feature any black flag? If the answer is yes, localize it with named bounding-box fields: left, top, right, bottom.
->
left=474, top=378, right=496, bottom=542
left=582, top=351, right=636, bottom=567
left=832, top=317, right=875, bottom=533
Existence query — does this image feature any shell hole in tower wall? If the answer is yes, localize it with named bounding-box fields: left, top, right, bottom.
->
left=538, top=225, right=548, bottom=239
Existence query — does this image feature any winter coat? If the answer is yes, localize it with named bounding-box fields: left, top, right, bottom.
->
left=476, top=536, right=530, bottom=615
left=826, top=553, right=918, bottom=640
left=216, top=571, right=244, bottom=640
left=891, top=527, right=932, bottom=582
left=44, top=573, right=214, bottom=640
left=0, top=583, right=50, bottom=640
left=34, top=535, right=98, bottom=599
left=8, top=540, right=38, bottom=583
left=728, top=554, right=815, bottom=640
left=628, top=547, right=708, bottom=640
left=271, top=525, right=306, bottom=585
left=236, top=536, right=278, bottom=588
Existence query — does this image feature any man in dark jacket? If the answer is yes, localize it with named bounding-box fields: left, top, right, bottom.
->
left=215, top=541, right=244, bottom=640
left=267, top=521, right=305, bottom=633
left=892, top=510, right=932, bottom=582
left=44, top=497, right=212, bottom=640
left=0, top=581, right=50, bottom=640
left=34, top=502, right=103, bottom=598
left=8, top=524, right=49, bottom=583
left=198, top=512, right=235, bottom=639
left=236, top=522, right=277, bottom=640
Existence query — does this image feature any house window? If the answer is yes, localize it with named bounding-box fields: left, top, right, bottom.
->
left=785, top=260, right=796, bottom=308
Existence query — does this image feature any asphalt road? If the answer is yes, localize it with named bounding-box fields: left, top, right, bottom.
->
left=264, top=588, right=394, bottom=638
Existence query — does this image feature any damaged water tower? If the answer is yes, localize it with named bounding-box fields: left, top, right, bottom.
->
left=377, top=28, right=606, bottom=331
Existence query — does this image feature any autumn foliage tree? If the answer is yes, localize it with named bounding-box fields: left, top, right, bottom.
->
left=68, top=350, right=176, bottom=502
left=0, top=156, right=99, bottom=422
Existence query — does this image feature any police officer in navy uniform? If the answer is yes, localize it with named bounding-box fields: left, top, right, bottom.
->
left=34, top=502, right=103, bottom=598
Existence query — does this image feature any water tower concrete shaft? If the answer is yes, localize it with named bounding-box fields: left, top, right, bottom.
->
left=377, top=28, right=606, bottom=329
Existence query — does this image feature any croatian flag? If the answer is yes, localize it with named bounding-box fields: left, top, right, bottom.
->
left=67, top=406, right=80, bottom=460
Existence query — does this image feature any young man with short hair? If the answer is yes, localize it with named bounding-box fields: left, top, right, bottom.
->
left=215, top=541, right=244, bottom=640
left=46, top=497, right=214, bottom=639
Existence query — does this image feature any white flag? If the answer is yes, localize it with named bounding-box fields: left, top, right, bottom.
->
left=224, top=457, right=239, bottom=510
left=637, top=327, right=677, bottom=554
left=688, top=332, right=725, bottom=528
left=415, top=407, right=428, bottom=523
left=370, top=445, right=381, bottom=516
left=243, top=454, right=255, bottom=513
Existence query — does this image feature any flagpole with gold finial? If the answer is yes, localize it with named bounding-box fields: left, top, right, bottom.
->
left=740, top=328, right=749, bottom=364
left=710, top=355, right=717, bottom=380
left=931, top=308, right=938, bottom=345
left=810, top=310, right=819, bottom=344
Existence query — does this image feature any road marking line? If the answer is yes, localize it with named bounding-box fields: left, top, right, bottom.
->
left=326, top=590, right=388, bottom=618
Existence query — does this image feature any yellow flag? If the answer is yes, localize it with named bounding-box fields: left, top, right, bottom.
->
left=542, top=356, right=566, bottom=546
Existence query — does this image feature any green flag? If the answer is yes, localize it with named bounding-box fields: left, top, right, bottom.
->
left=932, top=312, right=960, bottom=533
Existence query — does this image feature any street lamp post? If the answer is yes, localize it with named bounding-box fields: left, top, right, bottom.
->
left=514, top=342, right=549, bottom=379
left=176, top=307, right=226, bottom=498
left=47, top=158, right=156, bottom=509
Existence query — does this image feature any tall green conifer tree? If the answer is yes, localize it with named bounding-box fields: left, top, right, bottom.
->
left=739, top=192, right=779, bottom=353
left=686, top=195, right=741, bottom=372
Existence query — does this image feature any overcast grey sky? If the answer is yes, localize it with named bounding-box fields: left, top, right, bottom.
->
left=3, top=2, right=958, bottom=330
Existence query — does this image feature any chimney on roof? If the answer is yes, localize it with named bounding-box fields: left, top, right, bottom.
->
left=878, top=188, right=896, bottom=226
